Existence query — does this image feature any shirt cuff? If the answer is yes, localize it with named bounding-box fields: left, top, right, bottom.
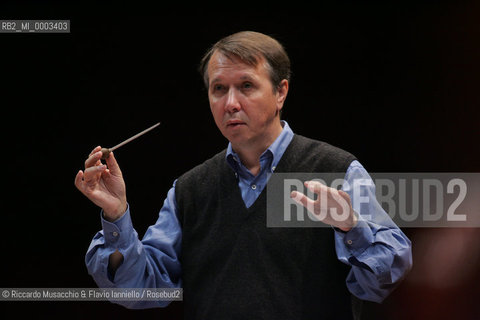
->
left=335, top=217, right=374, bottom=256
left=100, top=204, right=134, bottom=249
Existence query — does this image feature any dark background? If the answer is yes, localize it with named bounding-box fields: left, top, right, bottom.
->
left=1, top=1, right=479, bottom=319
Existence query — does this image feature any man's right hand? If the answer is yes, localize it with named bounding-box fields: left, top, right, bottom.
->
left=75, top=146, right=127, bottom=222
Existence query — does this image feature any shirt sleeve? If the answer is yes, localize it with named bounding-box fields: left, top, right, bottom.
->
left=85, top=181, right=182, bottom=309
left=335, top=160, right=412, bottom=303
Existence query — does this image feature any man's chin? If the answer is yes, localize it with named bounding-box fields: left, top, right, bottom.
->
left=224, top=133, right=250, bottom=147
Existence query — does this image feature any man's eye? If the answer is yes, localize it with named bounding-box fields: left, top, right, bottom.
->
left=242, top=82, right=253, bottom=89
left=213, top=84, right=224, bottom=91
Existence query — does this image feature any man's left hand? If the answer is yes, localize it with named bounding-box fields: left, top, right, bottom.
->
left=290, top=180, right=357, bottom=232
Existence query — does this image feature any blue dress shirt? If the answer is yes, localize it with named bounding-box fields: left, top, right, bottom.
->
left=85, top=121, right=412, bottom=309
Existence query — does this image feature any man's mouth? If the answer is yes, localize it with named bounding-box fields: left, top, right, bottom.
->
left=226, top=120, right=246, bottom=127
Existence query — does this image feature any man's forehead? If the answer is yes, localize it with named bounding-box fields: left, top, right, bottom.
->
left=209, top=51, right=257, bottom=68
left=210, top=74, right=257, bottom=85
left=207, top=51, right=267, bottom=80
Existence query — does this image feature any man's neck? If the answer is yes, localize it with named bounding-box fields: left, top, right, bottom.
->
left=231, top=122, right=283, bottom=176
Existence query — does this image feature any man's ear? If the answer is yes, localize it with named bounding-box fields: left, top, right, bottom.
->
left=276, top=79, right=289, bottom=112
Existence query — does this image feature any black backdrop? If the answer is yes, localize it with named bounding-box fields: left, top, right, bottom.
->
left=2, top=2, right=479, bottom=319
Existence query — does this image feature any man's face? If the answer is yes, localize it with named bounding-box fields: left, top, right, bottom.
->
left=207, top=51, right=288, bottom=150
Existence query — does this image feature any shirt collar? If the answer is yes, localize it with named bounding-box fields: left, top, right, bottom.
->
left=226, top=120, right=294, bottom=173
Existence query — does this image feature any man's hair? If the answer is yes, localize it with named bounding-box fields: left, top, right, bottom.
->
left=199, top=31, right=291, bottom=92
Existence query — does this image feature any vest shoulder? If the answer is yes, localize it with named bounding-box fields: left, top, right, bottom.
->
left=294, top=134, right=356, bottom=157
left=177, top=149, right=227, bottom=185
left=282, top=135, right=357, bottom=172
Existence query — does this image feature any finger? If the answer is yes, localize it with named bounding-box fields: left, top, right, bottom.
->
left=305, top=181, right=347, bottom=211
left=83, top=164, right=106, bottom=184
left=85, top=150, right=104, bottom=168
left=101, top=168, right=112, bottom=180
left=104, top=151, right=122, bottom=176
left=304, top=180, right=329, bottom=195
left=74, top=170, right=85, bottom=190
left=338, top=189, right=351, bottom=203
left=89, top=146, right=102, bottom=157
left=290, top=190, right=316, bottom=212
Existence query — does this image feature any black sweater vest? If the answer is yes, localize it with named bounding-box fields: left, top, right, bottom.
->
left=175, top=135, right=359, bottom=319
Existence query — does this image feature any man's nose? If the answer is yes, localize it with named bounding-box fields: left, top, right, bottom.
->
left=225, top=89, right=241, bottom=113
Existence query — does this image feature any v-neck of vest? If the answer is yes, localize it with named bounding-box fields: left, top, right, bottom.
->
left=226, top=135, right=300, bottom=215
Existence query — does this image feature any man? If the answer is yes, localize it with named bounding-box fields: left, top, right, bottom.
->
left=75, top=31, right=412, bottom=319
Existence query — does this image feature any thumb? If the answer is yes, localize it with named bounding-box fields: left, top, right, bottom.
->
left=105, top=151, right=122, bottom=176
